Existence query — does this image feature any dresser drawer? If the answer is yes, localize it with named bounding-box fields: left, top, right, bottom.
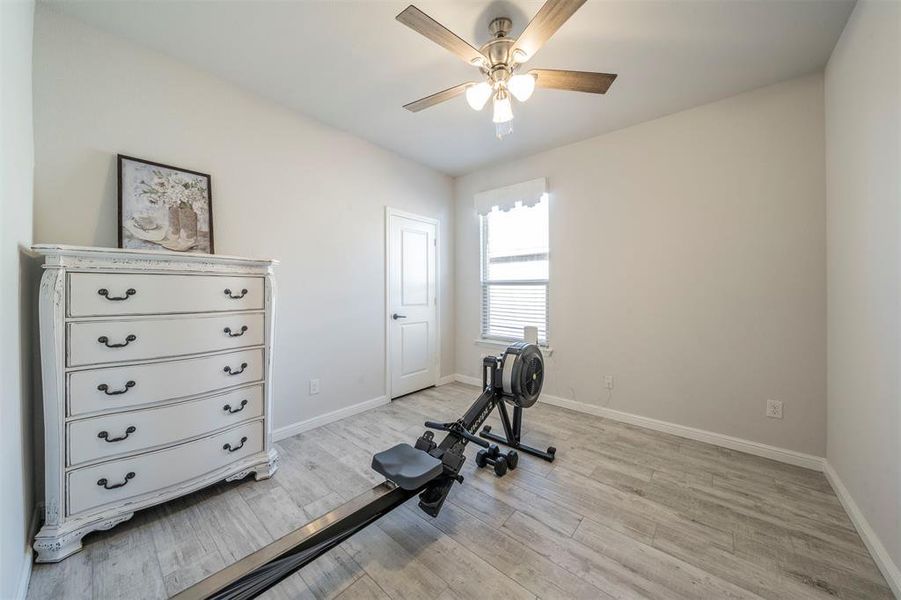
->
left=68, top=273, right=264, bottom=317
left=67, top=312, right=264, bottom=367
left=68, top=385, right=264, bottom=466
left=67, top=420, right=263, bottom=516
left=68, top=348, right=263, bottom=416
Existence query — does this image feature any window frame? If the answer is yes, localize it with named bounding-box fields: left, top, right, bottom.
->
left=479, top=201, right=550, bottom=345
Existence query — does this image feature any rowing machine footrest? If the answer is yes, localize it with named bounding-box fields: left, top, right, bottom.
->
left=372, top=443, right=443, bottom=490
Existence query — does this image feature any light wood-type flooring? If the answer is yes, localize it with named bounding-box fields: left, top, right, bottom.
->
left=27, top=383, right=893, bottom=599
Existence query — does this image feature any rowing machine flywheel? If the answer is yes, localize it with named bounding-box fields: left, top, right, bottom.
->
left=499, top=342, right=544, bottom=408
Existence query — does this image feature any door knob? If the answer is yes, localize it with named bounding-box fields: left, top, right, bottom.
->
left=392, top=313, right=407, bottom=320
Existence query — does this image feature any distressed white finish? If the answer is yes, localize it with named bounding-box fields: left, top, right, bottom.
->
left=68, top=420, right=264, bottom=516
left=68, top=273, right=263, bottom=317
left=68, top=272, right=264, bottom=316
left=67, top=348, right=264, bottom=416
left=67, top=313, right=264, bottom=367
left=67, top=312, right=265, bottom=367
left=32, top=244, right=279, bottom=563
left=67, top=384, right=264, bottom=466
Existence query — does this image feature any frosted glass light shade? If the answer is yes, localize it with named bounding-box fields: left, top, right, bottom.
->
left=508, top=74, right=536, bottom=102
left=492, top=92, right=514, bottom=123
left=465, top=82, right=492, bottom=111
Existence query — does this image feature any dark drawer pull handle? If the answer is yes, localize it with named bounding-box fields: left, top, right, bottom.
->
left=98, top=426, right=136, bottom=443
left=224, top=288, right=248, bottom=299
left=224, top=399, right=248, bottom=414
left=97, top=472, right=135, bottom=490
left=97, top=381, right=136, bottom=395
left=224, top=326, right=248, bottom=337
left=98, top=288, right=136, bottom=301
left=224, top=362, right=248, bottom=376
left=223, top=436, right=248, bottom=453
left=98, top=334, right=137, bottom=348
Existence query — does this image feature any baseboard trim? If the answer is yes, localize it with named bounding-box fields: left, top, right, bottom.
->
left=453, top=374, right=481, bottom=387
left=450, top=373, right=823, bottom=471
left=15, top=504, right=40, bottom=600
left=15, top=548, right=31, bottom=600
left=539, top=393, right=824, bottom=471
left=823, top=462, right=901, bottom=597
left=437, top=375, right=456, bottom=386
left=273, top=395, right=389, bottom=441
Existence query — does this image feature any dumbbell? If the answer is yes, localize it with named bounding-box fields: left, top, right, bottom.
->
left=474, top=444, right=519, bottom=476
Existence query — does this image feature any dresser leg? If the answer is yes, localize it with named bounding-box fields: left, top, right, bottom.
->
left=33, top=535, right=84, bottom=563
left=33, top=512, right=134, bottom=563
left=254, top=449, right=280, bottom=481
left=224, top=449, right=280, bottom=483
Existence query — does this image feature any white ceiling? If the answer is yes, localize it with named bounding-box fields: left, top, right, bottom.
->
left=47, top=0, right=854, bottom=175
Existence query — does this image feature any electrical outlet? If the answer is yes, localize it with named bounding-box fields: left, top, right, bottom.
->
left=604, top=375, right=615, bottom=390
left=766, top=399, right=783, bottom=419
left=309, top=379, right=320, bottom=395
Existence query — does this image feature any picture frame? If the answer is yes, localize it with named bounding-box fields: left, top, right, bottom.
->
left=117, top=154, right=214, bottom=253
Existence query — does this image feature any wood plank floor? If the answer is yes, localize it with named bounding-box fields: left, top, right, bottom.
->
left=27, top=383, right=893, bottom=600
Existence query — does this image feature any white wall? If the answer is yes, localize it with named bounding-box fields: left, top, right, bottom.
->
left=32, top=7, right=455, bottom=433
left=0, top=1, right=36, bottom=597
left=825, top=0, right=901, bottom=577
left=456, top=75, right=827, bottom=456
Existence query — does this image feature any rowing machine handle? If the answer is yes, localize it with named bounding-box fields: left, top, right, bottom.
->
left=424, top=421, right=489, bottom=448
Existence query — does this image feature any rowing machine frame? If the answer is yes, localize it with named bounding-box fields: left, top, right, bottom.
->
left=173, top=353, right=536, bottom=600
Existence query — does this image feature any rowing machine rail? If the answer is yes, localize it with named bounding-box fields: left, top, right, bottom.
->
left=174, top=343, right=552, bottom=600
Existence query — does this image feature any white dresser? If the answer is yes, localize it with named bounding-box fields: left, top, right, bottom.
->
left=32, top=245, right=278, bottom=562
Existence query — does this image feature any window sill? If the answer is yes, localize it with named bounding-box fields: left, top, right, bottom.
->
left=474, top=338, right=554, bottom=356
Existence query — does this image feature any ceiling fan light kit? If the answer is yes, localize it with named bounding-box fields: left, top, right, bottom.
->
left=492, top=89, right=514, bottom=138
left=396, top=0, right=617, bottom=140
left=508, top=74, right=537, bottom=102
left=465, top=82, right=493, bottom=111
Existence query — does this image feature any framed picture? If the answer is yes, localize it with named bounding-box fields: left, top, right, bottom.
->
left=117, top=154, right=214, bottom=253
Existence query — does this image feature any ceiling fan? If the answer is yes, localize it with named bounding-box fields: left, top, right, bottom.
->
left=396, top=0, right=617, bottom=139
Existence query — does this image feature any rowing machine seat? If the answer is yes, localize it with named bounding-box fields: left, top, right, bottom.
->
left=371, top=443, right=443, bottom=490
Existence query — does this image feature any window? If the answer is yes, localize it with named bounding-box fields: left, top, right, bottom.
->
left=480, top=195, right=549, bottom=344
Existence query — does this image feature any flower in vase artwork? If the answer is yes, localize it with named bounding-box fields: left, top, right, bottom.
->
left=118, top=155, right=214, bottom=253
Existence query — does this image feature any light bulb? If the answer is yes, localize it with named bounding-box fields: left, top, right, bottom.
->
left=465, top=82, right=492, bottom=111
left=508, top=73, right=536, bottom=102
left=492, top=90, right=514, bottom=124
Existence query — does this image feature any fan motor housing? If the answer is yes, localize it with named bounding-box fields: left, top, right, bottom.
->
left=481, top=17, right=516, bottom=68
left=499, top=341, right=544, bottom=408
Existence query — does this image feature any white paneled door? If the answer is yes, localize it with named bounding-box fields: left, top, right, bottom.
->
left=388, top=210, right=438, bottom=399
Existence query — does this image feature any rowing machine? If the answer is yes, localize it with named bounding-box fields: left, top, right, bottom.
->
left=174, top=342, right=552, bottom=600
left=479, top=342, right=556, bottom=462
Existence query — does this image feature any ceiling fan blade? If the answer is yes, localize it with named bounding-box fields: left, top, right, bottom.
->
left=531, top=69, right=617, bottom=94
left=396, top=6, right=487, bottom=67
left=403, top=82, right=473, bottom=113
left=511, top=0, right=588, bottom=63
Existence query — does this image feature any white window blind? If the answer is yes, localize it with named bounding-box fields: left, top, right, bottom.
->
left=480, top=195, right=549, bottom=343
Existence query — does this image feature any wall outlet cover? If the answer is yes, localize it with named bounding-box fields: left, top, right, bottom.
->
left=604, top=375, right=615, bottom=390
left=310, top=378, right=320, bottom=395
left=766, top=399, right=783, bottom=419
